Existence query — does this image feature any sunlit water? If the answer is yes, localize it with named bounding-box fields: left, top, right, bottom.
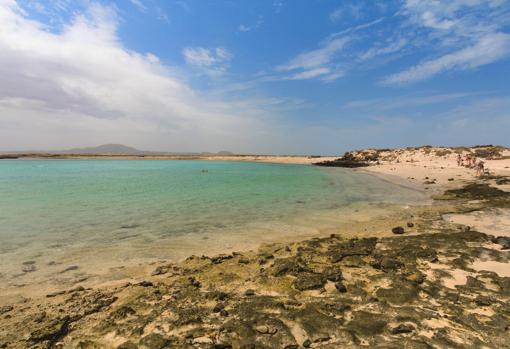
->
left=0, top=160, right=425, bottom=288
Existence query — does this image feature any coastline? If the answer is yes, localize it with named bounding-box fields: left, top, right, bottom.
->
left=1, top=146, right=510, bottom=348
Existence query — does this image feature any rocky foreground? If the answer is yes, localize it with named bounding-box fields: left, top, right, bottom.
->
left=1, top=181, right=510, bottom=348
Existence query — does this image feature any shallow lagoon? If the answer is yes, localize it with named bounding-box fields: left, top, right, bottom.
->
left=0, top=160, right=425, bottom=289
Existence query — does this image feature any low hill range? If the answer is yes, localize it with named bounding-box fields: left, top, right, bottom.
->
left=3, top=144, right=234, bottom=156
left=63, top=144, right=146, bottom=155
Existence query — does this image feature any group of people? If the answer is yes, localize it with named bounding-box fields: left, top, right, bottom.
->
left=457, top=154, right=485, bottom=176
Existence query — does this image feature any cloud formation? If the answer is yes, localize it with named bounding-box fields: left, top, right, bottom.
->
left=0, top=1, right=274, bottom=152
left=382, top=33, right=510, bottom=84
left=382, top=0, right=510, bottom=84
left=182, top=46, right=233, bottom=76
left=277, top=1, right=509, bottom=85
left=276, top=37, right=349, bottom=81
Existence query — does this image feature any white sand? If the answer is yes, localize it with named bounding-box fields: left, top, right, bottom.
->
left=471, top=260, right=510, bottom=277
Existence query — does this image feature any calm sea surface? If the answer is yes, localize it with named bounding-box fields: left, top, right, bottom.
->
left=0, top=160, right=424, bottom=287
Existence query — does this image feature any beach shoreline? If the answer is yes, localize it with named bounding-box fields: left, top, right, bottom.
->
left=1, top=145, right=510, bottom=348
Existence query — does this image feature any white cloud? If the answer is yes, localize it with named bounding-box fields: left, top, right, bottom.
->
left=272, top=17, right=385, bottom=82
left=182, top=46, right=233, bottom=76
left=239, top=24, right=250, bottom=32
left=278, top=37, right=349, bottom=71
left=329, top=8, right=343, bottom=23
left=238, top=16, right=264, bottom=33
left=287, top=67, right=330, bottom=80
left=382, top=0, right=510, bottom=84
left=0, top=1, right=282, bottom=152
left=129, top=0, right=146, bottom=12
left=358, top=37, right=408, bottom=61
left=330, top=4, right=363, bottom=23
left=382, top=32, right=510, bottom=85
left=273, top=1, right=284, bottom=14
left=320, top=69, right=345, bottom=82
left=276, top=37, right=349, bottom=81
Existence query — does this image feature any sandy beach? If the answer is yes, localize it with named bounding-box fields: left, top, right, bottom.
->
left=1, top=145, right=510, bottom=348
left=2, top=0, right=509, bottom=346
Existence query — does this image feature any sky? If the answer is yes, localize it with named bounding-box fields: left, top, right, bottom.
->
left=0, top=0, right=509, bottom=154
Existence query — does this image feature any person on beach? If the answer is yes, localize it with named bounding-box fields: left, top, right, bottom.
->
left=476, top=161, right=485, bottom=177
left=463, top=155, right=470, bottom=167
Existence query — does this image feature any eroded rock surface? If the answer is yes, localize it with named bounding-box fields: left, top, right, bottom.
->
left=1, top=227, right=509, bottom=348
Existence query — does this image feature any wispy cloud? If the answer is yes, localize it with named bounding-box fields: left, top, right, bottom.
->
left=238, top=24, right=250, bottom=32
left=276, top=37, right=349, bottom=81
left=329, top=7, right=343, bottom=23
left=330, top=3, right=363, bottom=23
left=358, top=37, right=408, bottom=61
left=341, top=92, right=482, bottom=111
left=332, top=17, right=385, bottom=36
left=272, top=17, right=386, bottom=82
left=129, top=0, right=146, bottom=12
left=182, top=47, right=233, bottom=76
left=381, top=0, right=510, bottom=85
left=239, top=16, right=264, bottom=33
left=273, top=0, right=284, bottom=14
left=174, top=0, right=191, bottom=13
left=382, top=33, right=510, bottom=85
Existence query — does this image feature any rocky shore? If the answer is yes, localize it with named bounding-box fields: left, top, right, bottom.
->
left=1, top=176, right=510, bottom=348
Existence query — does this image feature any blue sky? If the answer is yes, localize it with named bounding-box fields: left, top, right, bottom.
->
left=0, top=0, right=509, bottom=154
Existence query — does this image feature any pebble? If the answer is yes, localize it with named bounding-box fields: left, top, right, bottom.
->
left=390, top=324, right=415, bottom=334
left=22, top=264, right=36, bottom=273
left=335, top=282, right=347, bottom=293
left=392, top=227, right=405, bottom=234
left=255, top=325, right=278, bottom=335
left=0, top=306, right=13, bottom=315
left=137, top=281, right=154, bottom=287
left=212, top=303, right=225, bottom=313
left=60, top=265, right=79, bottom=273
left=238, top=257, right=250, bottom=264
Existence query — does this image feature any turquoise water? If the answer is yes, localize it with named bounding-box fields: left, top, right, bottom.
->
left=0, top=160, right=424, bottom=286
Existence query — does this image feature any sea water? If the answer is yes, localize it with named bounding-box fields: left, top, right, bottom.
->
left=0, top=160, right=424, bottom=288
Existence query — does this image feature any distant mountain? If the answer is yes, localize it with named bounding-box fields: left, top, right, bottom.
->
left=2, top=144, right=235, bottom=156
left=64, top=144, right=149, bottom=155
left=58, top=144, right=234, bottom=156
